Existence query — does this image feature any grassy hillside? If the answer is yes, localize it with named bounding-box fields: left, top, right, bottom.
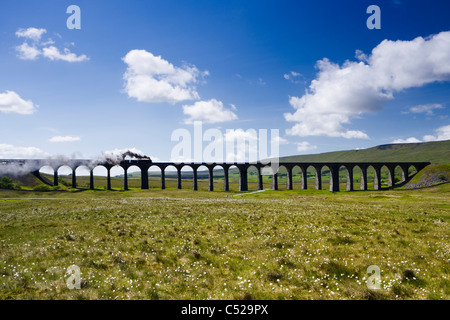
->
left=280, top=140, right=450, bottom=164
left=405, top=164, right=450, bottom=189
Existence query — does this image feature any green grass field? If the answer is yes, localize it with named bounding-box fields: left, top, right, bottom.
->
left=0, top=177, right=449, bottom=300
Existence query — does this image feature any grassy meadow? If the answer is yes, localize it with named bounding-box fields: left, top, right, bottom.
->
left=0, top=172, right=449, bottom=300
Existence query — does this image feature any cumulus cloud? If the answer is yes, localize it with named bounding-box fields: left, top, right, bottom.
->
left=407, top=103, right=444, bottom=115
left=392, top=124, right=450, bottom=143
left=224, top=128, right=257, bottom=143
left=223, top=129, right=258, bottom=163
left=42, top=46, right=88, bottom=62
left=182, top=99, right=238, bottom=124
left=0, top=90, right=37, bottom=114
left=272, top=136, right=289, bottom=145
left=122, top=49, right=207, bottom=104
left=15, top=27, right=88, bottom=62
left=49, top=136, right=81, bottom=143
left=284, top=71, right=305, bottom=84
left=392, top=137, right=422, bottom=144
left=15, top=42, right=41, bottom=60
left=285, top=31, right=450, bottom=139
left=296, top=141, right=317, bottom=152
left=0, top=143, right=49, bottom=159
left=15, top=27, right=46, bottom=42
left=423, top=124, right=450, bottom=142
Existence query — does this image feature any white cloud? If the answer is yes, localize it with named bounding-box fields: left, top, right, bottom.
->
left=224, top=128, right=257, bottom=143
left=408, top=103, right=444, bottom=115
left=0, top=90, right=37, bottom=114
left=0, top=143, right=49, bottom=159
left=223, top=129, right=258, bottom=163
left=272, top=136, right=289, bottom=145
left=257, top=78, right=266, bottom=86
left=42, top=46, right=89, bottom=62
left=285, top=31, right=450, bottom=139
left=296, top=141, right=317, bottom=152
left=49, top=136, right=81, bottom=143
left=15, top=42, right=41, bottom=60
left=392, top=137, right=422, bottom=143
left=15, top=27, right=88, bottom=62
left=122, top=49, right=206, bottom=104
left=182, top=99, right=238, bottom=124
left=284, top=70, right=301, bottom=80
left=392, top=124, right=450, bottom=143
left=15, top=27, right=46, bottom=42
left=284, top=71, right=305, bottom=84
left=423, top=124, right=450, bottom=142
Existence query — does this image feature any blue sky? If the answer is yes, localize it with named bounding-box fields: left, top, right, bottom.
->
left=1, top=0, right=450, bottom=164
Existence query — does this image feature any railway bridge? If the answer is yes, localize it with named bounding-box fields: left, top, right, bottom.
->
left=0, top=159, right=430, bottom=192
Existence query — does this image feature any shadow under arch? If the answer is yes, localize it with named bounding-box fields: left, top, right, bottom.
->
left=38, top=165, right=56, bottom=186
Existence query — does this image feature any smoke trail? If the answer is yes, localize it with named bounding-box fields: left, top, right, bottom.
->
left=0, top=153, right=82, bottom=177
left=91, top=148, right=151, bottom=166
left=0, top=148, right=152, bottom=178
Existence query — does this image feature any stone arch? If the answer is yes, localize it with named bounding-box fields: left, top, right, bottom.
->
left=320, top=165, right=332, bottom=191
left=74, top=165, right=91, bottom=189
left=289, top=165, right=301, bottom=189
left=107, top=165, right=124, bottom=190
left=38, top=165, right=56, bottom=186
left=301, top=164, right=313, bottom=190
left=402, top=163, right=420, bottom=181
left=208, top=163, right=224, bottom=191
left=277, top=164, right=292, bottom=191
left=225, top=165, right=239, bottom=191
left=92, top=165, right=109, bottom=190
left=380, top=164, right=393, bottom=188
left=339, top=164, right=354, bottom=192
left=367, top=164, right=382, bottom=190
left=322, top=164, right=340, bottom=192
left=247, top=164, right=261, bottom=191
left=149, top=164, right=166, bottom=189
left=180, top=163, right=196, bottom=190
left=354, top=164, right=368, bottom=190
left=310, top=164, right=323, bottom=190
left=121, top=164, right=140, bottom=190
left=163, top=164, right=179, bottom=189
left=235, top=164, right=249, bottom=192
left=393, top=164, right=404, bottom=185
left=259, top=164, right=278, bottom=190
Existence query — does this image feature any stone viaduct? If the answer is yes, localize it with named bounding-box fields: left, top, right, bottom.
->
left=0, top=159, right=430, bottom=192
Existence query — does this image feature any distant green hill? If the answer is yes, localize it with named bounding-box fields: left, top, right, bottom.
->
left=279, top=139, right=450, bottom=164
left=123, top=140, right=450, bottom=178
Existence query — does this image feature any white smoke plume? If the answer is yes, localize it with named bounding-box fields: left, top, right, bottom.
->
left=0, top=160, right=41, bottom=177
left=0, top=148, right=152, bottom=179
left=91, top=148, right=151, bottom=166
